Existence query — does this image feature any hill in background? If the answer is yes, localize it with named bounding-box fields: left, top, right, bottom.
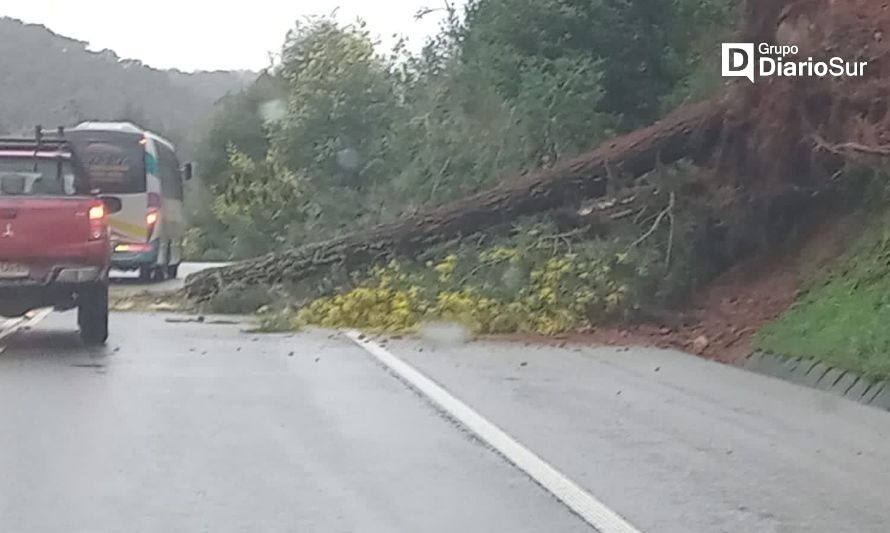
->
left=0, top=17, right=255, bottom=155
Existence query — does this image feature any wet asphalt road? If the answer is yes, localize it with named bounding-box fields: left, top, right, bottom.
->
left=2, top=311, right=890, bottom=532
left=0, top=312, right=589, bottom=533
left=388, top=339, right=890, bottom=533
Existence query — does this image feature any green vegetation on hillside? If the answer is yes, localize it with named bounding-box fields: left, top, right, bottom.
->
left=758, top=202, right=890, bottom=381
left=190, top=0, right=736, bottom=261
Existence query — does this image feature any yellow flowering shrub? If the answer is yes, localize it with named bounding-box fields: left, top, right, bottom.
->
left=433, top=254, right=458, bottom=282
left=294, top=236, right=641, bottom=335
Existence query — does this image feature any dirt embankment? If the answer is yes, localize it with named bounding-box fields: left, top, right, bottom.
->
left=733, top=0, right=890, bottom=182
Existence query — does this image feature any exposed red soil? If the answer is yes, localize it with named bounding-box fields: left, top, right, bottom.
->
left=735, top=0, right=890, bottom=187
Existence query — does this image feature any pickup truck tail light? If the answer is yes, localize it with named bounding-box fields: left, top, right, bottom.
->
left=88, top=203, right=106, bottom=240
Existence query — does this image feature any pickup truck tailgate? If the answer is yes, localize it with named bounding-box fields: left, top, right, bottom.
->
left=0, top=197, right=98, bottom=260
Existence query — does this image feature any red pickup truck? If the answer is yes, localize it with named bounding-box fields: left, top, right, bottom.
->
left=0, top=131, right=121, bottom=344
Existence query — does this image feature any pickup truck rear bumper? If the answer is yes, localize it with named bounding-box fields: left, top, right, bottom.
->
left=0, top=265, right=105, bottom=286
left=0, top=267, right=109, bottom=317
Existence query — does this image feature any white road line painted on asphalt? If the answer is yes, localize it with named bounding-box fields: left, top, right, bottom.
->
left=346, top=330, right=642, bottom=533
left=0, top=318, right=25, bottom=343
left=0, top=308, right=52, bottom=346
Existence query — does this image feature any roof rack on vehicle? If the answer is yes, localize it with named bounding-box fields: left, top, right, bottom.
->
left=0, top=125, right=72, bottom=151
left=0, top=126, right=74, bottom=179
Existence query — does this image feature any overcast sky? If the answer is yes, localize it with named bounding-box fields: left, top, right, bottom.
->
left=2, top=0, right=461, bottom=72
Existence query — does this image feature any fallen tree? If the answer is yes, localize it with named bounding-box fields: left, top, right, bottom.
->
left=187, top=0, right=890, bottom=305
left=185, top=98, right=727, bottom=300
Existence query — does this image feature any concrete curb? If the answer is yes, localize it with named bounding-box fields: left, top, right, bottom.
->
left=743, top=351, right=890, bottom=411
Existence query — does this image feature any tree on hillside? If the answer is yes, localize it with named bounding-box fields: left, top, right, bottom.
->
left=459, top=0, right=735, bottom=130
left=275, top=19, right=399, bottom=192
left=197, top=89, right=271, bottom=188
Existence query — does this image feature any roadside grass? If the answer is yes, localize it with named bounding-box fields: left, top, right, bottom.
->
left=757, top=211, right=890, bottom=381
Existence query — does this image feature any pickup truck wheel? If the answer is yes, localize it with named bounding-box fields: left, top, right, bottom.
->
left=78, top=283, right=109, bottom=345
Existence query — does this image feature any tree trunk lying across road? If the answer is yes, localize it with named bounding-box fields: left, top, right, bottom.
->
left=185, top=98, right=727, bottom=301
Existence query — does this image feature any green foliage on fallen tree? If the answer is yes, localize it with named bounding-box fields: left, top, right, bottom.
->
left=246, top=200, right=713, bottom=335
